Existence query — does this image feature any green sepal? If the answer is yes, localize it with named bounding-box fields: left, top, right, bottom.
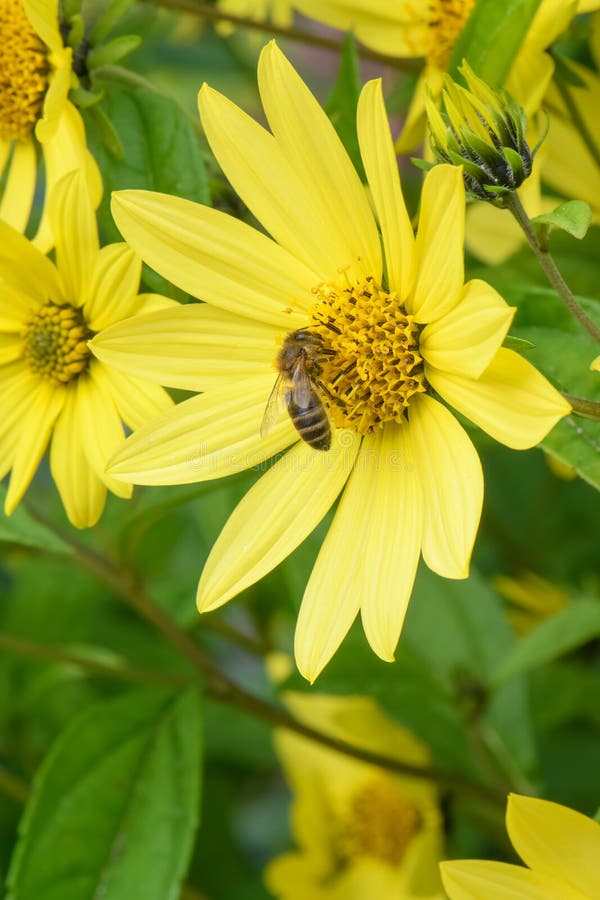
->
left=502, top=145, right=526, bottom=181
left=87, top=35, right=142, bottom=70
left=89, top=0, right=137, bottom=43
left=502, top=335, right=535, bottom=352
left=531, top=201, right=593, bottom=241
left=65, top=13, right=85, bottom=49
left=410, top=157, right=435, bottom=172
left=70, top=85, right=105, bottom=109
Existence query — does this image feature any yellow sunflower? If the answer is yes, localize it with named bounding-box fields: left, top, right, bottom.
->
left=97, top=43, right=569, bottom=681
left=0, top=168, right=174, bottom=528
left=0, top=0, right=100, bottom=251
left=265, top=693, right=444, bottom=900
left=441, top=793, right=600, bottom=899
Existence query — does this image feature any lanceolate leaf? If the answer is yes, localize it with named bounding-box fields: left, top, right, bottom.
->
left=0, top=487, right=70, bottom=555
left=7, top=689, right=202, bottom=900
left=491, top=599, right=600, bottom=685
left=449, top=0, right=543, bottom=87
left=326, top=33, right=365, bottom=180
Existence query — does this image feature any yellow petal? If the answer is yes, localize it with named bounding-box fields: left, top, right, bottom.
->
left=24, top=0, right=63, bottom=54
left=408, top=165, right=465, bottom=323
left=421, top=279, right=514, bottom=379
left=0, top=220, right=62, bottom=303
left=50, top=385, right=107, bottom=528
left=0, top=363, right=37, bottom=479
left=292, top=0, right=429, bottom=57
left=359, top=425, right=423, bottom=661
left=74, top=365, right=132, bottom=499
left=111, top=190, right=315, bottom=328
left=428, top=349, right=571, bottom=450
left=35, top=103, right=103, bottom=253
left=357, top=79, right=415, bottom=299
left=440, top=860, right=583, bottom=900
left=257, top=42, right=381, bottom=282
left=197, top=429, right=359, bottom=613
left=99, top=365, right=173, bottom=431
left=35, top=50, right=72, bottom=143
left=507, top=794, right=600, bottom=896
left=590, top=355, right=600, bottom=371
left=90, top=304, right=281, bottom=391
left=108, top=374, right=296, bottom=484
left=83, top=243, right=142, bottom=331
left=408, top=395, right=482, bottom=579
left=48, top=169, right=99, bottom=303
left=199, top=83, right=348, bottom=281
left=0, top=139, right=36, bottom=234
left=295, top=435, right=376, bottom=682
left=4, top=381, right=64, bottom=514
left=0, top=334, right=24, bottom=365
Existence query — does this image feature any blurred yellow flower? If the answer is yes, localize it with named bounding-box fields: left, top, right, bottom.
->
left=291, top=0, right=596, bottom=150
left=494, top=571, right=569, bottom=635
left=441, top=793, right=600, bottom=899
left=0, top=169, right=174, bottom=528
left=216, top=0, right=292, bottom=35
left=0, top=0, right=100, bottom=250
left=265, top=693, right=445, bottom=900
left=100, top=43, right=569, bottom=681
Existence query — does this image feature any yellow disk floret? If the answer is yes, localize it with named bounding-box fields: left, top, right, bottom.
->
left=336, top=776, right=422, bottom=866
left=23, top=302, right=91, bottom=383
left=311, top=277, right=426, bottom=435
left=426, top=0, right=475, bottom=69
left=0, top=0, right=49, bottom=142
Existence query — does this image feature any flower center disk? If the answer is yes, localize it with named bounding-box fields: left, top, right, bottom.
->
left=336, top=776, right=422, bottom=866
left=310, top=277, right=425, bottom=435
left=0, top=0, right=49, bottom=142
left=24, top=302, right=92, bottom=383
left=426, top=0, right=475, bottom=69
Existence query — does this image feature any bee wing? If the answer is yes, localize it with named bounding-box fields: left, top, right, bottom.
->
left=261, top=373, right=287, bottom=438
left=290, top=358, right=313, bottom=409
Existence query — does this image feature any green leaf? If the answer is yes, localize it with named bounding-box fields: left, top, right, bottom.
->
left=449, top=0, right=543, bottom=87
left=491, top=599, right=600, bottom=686
left=83, top=79, right=209, bottom=296
left=531, top=200, right=593, bottom=240
left=404, top=567, right=537, bottom=778
left=507, top=286, right=600, bottom=491
left=325, top=33, right=365, bottom=180
left=0, top=487, right=70, bottom=555
left=7, top=688, right=202, bottom=900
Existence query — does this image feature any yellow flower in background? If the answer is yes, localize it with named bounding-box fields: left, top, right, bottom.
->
left=441, top=793, right=600, bottom=899
left=292, top=0, right=596, bottom=151
left=0, top=169, right=174, bottom=528
left=216, top=0, right=292, bottom=35
left=98, top=43, right=569, bottom=681
left=265, top=693, right=445, bottom=900
left=494, top=571, right=569, bottom=635
left=0, top=0, right=101, bottom=250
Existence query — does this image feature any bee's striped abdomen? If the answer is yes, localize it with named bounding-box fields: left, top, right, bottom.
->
left=288, top=396, right=331, bottom=451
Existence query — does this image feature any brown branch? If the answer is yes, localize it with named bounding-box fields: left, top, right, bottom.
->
left=143, top=0, right=423, bottom=72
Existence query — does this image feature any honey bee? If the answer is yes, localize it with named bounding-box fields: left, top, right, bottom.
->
left=261, top=329, right=332, bottom=451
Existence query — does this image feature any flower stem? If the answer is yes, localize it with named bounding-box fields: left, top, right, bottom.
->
left=0, top=631, right=193, bottom=688
left=143, top=0, right=423, bottom=72
left=27, top=511, right=504, bottom=807
left=504, top=191, right=600, bottom=344
left=562, top=393, right=600, bottom=422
